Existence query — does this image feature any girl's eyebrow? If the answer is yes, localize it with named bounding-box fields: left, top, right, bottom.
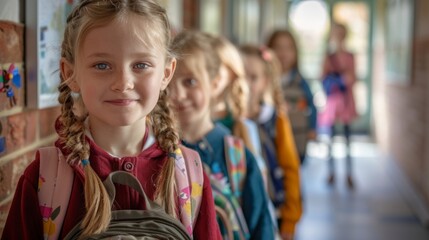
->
left=85, top=52, right=157, bottom=59
left=85, top=53, right=111, bottom=59
left=133, top=52, right=158, bottom=59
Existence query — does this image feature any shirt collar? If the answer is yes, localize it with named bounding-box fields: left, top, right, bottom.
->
left=84, top=117, right=154, bottom=158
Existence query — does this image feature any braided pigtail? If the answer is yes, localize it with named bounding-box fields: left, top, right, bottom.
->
left=261, top=47, right=287, bottom=113
left=229, top=76, right=255, bottom=153
left=210, top=36, right=255, bottom=152
left=80, top=163, right=112, bottom=237
left=228, top=73, right=248, bottom=120
left=57, top=81, right=112, bottom=237
left=150, top=89, right=180, bottom=218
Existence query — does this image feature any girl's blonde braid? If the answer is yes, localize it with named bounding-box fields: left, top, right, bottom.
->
left=150, top=89, right=180, bottom=218
left=57, top=82, right=111, bottom=237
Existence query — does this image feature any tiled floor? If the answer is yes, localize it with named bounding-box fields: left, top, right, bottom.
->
left=295, top=136, right=429, bottom=240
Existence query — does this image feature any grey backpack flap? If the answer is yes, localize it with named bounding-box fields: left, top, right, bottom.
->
left=64, top=171, right=191, bottom=240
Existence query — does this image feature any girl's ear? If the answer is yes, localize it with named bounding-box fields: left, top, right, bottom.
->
left=161, top=58, right=177, bottom=90
left=210, top=74, right=222, bottom=98
left=60, top=58, right=79, bottom=92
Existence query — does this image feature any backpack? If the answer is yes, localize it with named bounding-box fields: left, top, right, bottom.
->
left=257, top=128, right=286, bottom=207
left=258, top=112, right=286, bottom=208
left=38, top=146, right=203, bottom=240
left=204, top=135, right=250, bottom=240
left=282, top=73, right=310, bottom=157
left=64, top=171, right=191, bottom=240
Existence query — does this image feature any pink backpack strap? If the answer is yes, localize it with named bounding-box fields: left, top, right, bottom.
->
left=38, top=147, right=74, bottom=240
left=173, top=146, right=204, bottom=238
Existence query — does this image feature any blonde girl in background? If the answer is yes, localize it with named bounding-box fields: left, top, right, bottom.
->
left=240, top=45, right=302, bottom=240
left=209, top=36, right=252, bottom=150
left=209, top=36, right=270, bottom=189
left=169, top=30, right=274, bottom=239
left=2, top=1, right=220, bottom=239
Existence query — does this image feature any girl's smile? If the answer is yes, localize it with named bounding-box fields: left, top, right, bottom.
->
left=104, top=98, right=139, bottom=106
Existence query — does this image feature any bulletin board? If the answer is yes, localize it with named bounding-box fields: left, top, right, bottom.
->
left=25, top=0, right=78, bottom=109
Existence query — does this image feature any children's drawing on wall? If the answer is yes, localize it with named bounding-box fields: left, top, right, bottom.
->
left=1, top=64, right=22, bottom=108
left=0, top=20, right=24, bottom=111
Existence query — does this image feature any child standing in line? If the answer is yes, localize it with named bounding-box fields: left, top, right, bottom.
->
left=169, top=30, right=274, bottom=240
left=209, top=35, right=270, bottom=190
left=1, top=1, right=220, bottom=239
left=320, top=22, right=358, bottom=188
left=209, top=35, right=281, bottom=237
left=209, top=36, right=252, bottom=147
left=240, top=45, right=302, bottom=240
left=267, top=29, right=317, bottom=164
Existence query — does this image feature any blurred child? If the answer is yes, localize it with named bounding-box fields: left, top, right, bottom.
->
left=241, top=45, right=302, bottom=240
left=1, top=1, right=220, bottom=239
left=209, top=35, right=270, bottom=189
left=320, top=22, right=358, bottom=188
left=267, top=29, right=317, bottom=164
left=169, top=30, right=274, bottom=239
left=209, top=35, right=280, bottom=236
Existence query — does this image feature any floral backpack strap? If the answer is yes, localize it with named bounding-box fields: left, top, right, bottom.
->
left=38, top=147, right=74, bottom=240
left=224, top=135, right=247, bottom=201
left=172, top=146, right=204, bottom=238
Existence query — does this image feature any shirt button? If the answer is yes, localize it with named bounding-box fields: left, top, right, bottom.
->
left=198, top=142, right=206, bottom=150
left=123, top=162, right=134, bottom=172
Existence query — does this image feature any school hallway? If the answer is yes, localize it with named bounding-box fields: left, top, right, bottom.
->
left=294, top=136, right=429, bottom=240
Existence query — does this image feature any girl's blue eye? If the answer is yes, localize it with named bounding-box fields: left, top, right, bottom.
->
left=134, top=63, right=148, bottom=69
left=184, top=78, right=197, bottom=87
left=94, top=63, right=109, bottom=70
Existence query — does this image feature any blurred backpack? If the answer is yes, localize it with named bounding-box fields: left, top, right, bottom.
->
left=38, top=146, right=203, bottom=240
left=282, top=72, right=310, bottom=158
left=257, top=128, right=286, bottom=207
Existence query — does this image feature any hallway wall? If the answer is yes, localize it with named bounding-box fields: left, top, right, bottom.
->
left=372, top=0, right=429, bottom=225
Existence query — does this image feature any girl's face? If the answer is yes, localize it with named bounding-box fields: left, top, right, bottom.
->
left=62, top=16, right=174, bottom=128
left=271, top=35, right=296, bottom=73
left=243, top=54, right=267, bottom=108
left=169, top=54, right=213, bottom=129
left=329, top=25, right=346, bottom=50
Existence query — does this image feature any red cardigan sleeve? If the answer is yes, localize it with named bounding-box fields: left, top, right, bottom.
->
left=192, top=171, right=222, bottom=240
left=1, top=158, right=44, bottom=240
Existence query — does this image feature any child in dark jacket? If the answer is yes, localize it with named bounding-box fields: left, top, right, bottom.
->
left=241, top=45, right=303, bottom=240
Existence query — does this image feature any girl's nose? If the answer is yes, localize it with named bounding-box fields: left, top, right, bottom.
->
left=111, top=69, right=134, bottom=92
